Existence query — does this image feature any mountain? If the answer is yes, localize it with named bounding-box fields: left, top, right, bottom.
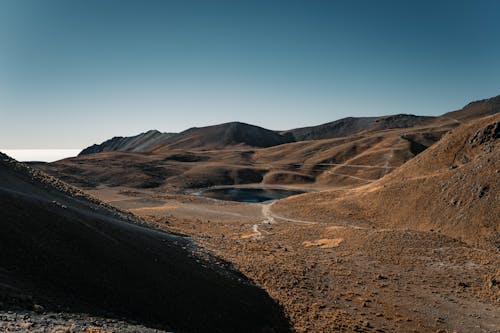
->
left=274, top=113, right=500, bottom=250
left=0, top=152, right=289, bottom=332
left=369, top=114, right=436, bottom=131
left=77, top=95, right=499, bottom=156
left=41, top=94, right=499, bottom=191
left=442, top=95, right=500, bottom=122
left=281, top=117, right=376, bottom=141
left=36, top=120, right=447, bottom=191
left=77, top=115, right=435, bottom=156
left=79, top=130, right=176, bottom=156
left=282, top=114, right=436, bottom=141
left=151, top=121, right=294, bottom=152
left=79, top=122, right=293, bottom=156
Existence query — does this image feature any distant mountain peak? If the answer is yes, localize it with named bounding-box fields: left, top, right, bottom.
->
left=79, top=130, right=176, bottom=156
left=443, top=94, right=500, bottom=121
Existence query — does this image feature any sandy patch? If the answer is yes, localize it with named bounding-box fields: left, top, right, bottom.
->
left=130, top=205, right=178, bottom=211
left=302, top=238, right=344, bottom=248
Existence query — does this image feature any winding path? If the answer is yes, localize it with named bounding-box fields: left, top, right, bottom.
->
left=326, top=171, right=377, bottom=183
left=250, top=202, right=318, bottom=240
left=250, top=201, right=379, bottom=240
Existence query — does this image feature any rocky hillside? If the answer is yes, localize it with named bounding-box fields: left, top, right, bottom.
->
left=275, top=114, right=500, bottom=250
left=0, top=152, right=289, bottom=332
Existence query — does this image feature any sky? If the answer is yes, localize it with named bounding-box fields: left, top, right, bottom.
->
left=1, top=0, right=499, bottom=150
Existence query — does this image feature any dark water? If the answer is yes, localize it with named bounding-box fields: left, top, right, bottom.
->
left=200, top=188, right=304, bottom=203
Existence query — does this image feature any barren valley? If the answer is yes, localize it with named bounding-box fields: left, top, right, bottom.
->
left=2, top=95, right=499, bottom=332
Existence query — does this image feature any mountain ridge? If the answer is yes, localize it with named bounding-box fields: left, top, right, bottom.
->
left=78, top=94, right=499, bottom=156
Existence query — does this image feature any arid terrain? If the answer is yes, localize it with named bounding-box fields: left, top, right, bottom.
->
left=2, top=95, right=499, bottom=332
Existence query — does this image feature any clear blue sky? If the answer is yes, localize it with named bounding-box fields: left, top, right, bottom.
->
left=1, top=0, right=499, bottom=149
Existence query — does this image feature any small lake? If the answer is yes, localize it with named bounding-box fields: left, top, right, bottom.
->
left=199, top=187, right=304, bottom=203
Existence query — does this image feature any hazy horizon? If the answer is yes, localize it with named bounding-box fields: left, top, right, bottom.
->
left=0, top=149, right=81, bottom=162
left=1, top=0, right=499, bottom=149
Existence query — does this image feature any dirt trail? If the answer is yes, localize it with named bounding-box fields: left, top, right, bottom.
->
left=297, top=162, right=395, bottom=169
left=326, top=171, right=376, bottom=182
left=251, top=224, right=263, bottom=240
left=253, top=201, right=373, bottom=241
left=266, top=204, right=319, bottom=225
left=250, top=202, right=318, bottom=240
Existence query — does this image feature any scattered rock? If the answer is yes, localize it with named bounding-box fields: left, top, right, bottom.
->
left=488, top=278, right=499, bottom=288
left=468, top=121, right=499, bottom=146
left=32, top=304, right=44, bottom=313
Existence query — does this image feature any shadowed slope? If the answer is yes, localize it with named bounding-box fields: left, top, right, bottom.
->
left=0, top=153, right=290, bottom=332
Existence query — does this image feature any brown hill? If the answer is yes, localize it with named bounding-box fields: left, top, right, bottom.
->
left=34, top=122, right=450, bottom=191
left=274, top=114, right=500, bottom=250
left=152, top=121, right=293, bottom=151
left=0, top=153, right=290, bottom=332
left=370, top=114, right=436, bottom=131
left=282, top=114, right=435, bottom=141
left=442, top=94, right=500, bottom=122
left=282, top=117, right=376, bottom=141
left=37, top=95, right=499, bottom=192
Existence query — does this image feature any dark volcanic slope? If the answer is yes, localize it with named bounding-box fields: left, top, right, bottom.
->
left=153, top=121, right=293, bottom=151
left=79, top=130, right=176, bottom=155
left=0, top=153, right=290, bottom=333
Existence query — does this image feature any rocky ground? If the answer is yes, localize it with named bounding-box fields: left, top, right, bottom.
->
left=0, top=311, right=168, bottom=333
left=87, top=187, right=499, bottom=333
